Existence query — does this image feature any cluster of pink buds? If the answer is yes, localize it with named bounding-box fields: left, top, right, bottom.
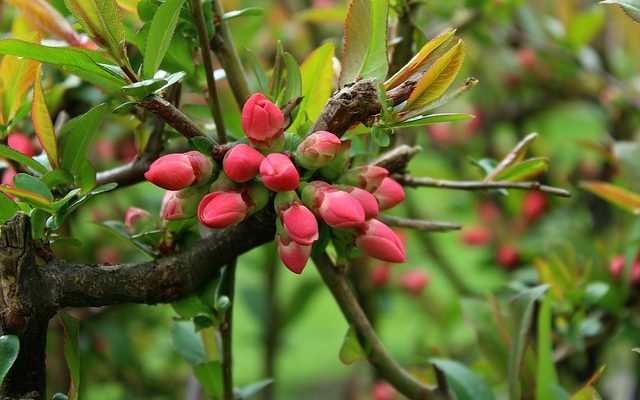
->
left=144, top=93, right=409, bottom=274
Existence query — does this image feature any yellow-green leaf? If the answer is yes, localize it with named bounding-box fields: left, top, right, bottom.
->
left=338, top=326, right=365, bottom=365
left=339, top=0, right=389, bottom=86
left=289, top=42, right=334, bottom=132
left=580, top=181, right=640, bottom=214
left=0, top=185, right=51, bottom=210
left=0, top=33, right=40, bottom=125
left=403, top=40, right=466, bottom=111
left=31, top=67, right=58, bottom=169
left=494, top=158, right=549, bottom=182
left=385, top=29, right=456, bottom=90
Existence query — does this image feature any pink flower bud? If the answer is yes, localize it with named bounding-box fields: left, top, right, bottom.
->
left=280, top=203, right=318, bottom=245
left=125, top=207, right=152, bottom=234
left=295, top=130, right=341, bottom=169
left=355, top=219, right=406, bottom=263
left=241, top=93, right=284, bottom=149
left=371, top=381, right=396, bottom=400
left=609, top=255, right=625, bottom=278
left=373, top=178, right=405, bottom=210
left=7, top=133, right=36, bottom=157
left=276, top=230, right=311, bottom=274
left=461, top=226, right=493, bottom=246
left=340, top=185, right=379, bottom=219
left=223, top=144, right=264, bottom=183
left=339, top=165, right=388, bottom=193
left=301, top=182, right=365, bottom=228
left=400, top=269, right=430, bottom=296
left=260, top=153, right=300, bottom=192
left=161, top=188, right=202, bottom=221
left=370, top=263, right=391, bottom=287
left=198, top=191, right=249, bottom=229
left=145, top=152, right=212, bottom=190
left=522, top=191, right=547, bottom=223
left=496, top=244, right=519, bottom=270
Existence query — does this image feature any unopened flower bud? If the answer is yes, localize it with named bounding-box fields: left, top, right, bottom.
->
left=301, top=181, right=365, bottom=228
left=319, top=140, right=351, bottom=181
left=260, top=153, right=299, bottom=192
left=145, top=151, right=212, bottom=190
left=370, top=263, right=391, bottom=288
left=161, top=188, right=202, bottom=221
left=522, top=191, right=547, bottom=223
left=280, top=202, right=318, bottom=246
left=241, top=93, right=284, bottom=150
left=197, top=183, right=268, bottom=229
left=338, top=185, right=379, bottom=219
left=295, top=130, right=341, bottom=170
left=276, top=224, right=312, bottom=274
left=125, top=207, right=152, bottom=234
left=7, top=133, right=36, bottom=157
left=223, top=143, right=264, bottom=183
left=400, top=269, right=430, bottom=296
left=373, top=178, right=405, bottom=210
left=355, top=219, right=406, bottom=263
left=339, top=165, right=388, bottom=193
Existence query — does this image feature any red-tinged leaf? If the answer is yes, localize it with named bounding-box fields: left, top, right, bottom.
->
left=8, top=0, right=84, bottom=46
left=32, top=66, right=58, bottom=169
left=339, top=0, right=388, bottom=87
left=385, top=29, right=456, bottom=90
left=0, top=33, right=40, bottom=125
left=0, top=185, right=51, bottom=210
left=580, top=181, right=640, bottom=214
left=403, top=40, right=466, bottom=112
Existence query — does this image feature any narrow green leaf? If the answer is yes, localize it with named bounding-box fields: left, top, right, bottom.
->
left=77, top=158, right=96, bottom=195
left=193, top=361, right=223, bottom=398
left=339, top=0, right=389, bottom=86
left=290, top=42, right=335, bottom=131
left=58, top=311, right=80, bottom=400
left=221, top=7, right=264, bottom=21
left=143, top=0, right=186, bottom=79
left=282, top=52, right=302, bottom=104
left=0, top=185, right=51, bottom=210
left=580, top=181, right=640, bottom=214
left=238, top=379, right=274, bottom=400
left=112, top=101, right=139, bottom=114
left=431, top=358, right=496, bottom=400
left=13, top=173, right=53, bottom=201
left=61, top=103, right=109, bottom=174
left=508, top=285, right=549, bottom=400
left=244, top=47, right=268, bottom=94
left=0, top=335, right=18, bottom=386
left=50, top=188, right=81, bottom=212
left=536, top=295, right=558, bottom=400
left=600, top=0, right=640, bottom=23
left=494, top=158, right=549, bottom=182
left=404, top=40, right=466, bottom=111
left=32, top=67, right=59, bottom=169
left=338, top=326, right=365, bottom=365
left=0, top=194, right=19, bottom=223
left=0, top=144, right=48, bottom=174
left=121, top=78, right=168, bottom=98
left=171, top=319, right=207, bottom=365
left=393, top=113, right=474, bottom=128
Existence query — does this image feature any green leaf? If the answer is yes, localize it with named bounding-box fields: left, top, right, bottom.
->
left=0, top=186, right=51, bottom=210
left=42, top=170, right=74, bottom=190
left=290, top=42, right=335, bottom=131
left=58, top=311, right=80, bottom=400
left=193, top=361, right=223, bottom=398
left=393, top=113, right=474, bottom=128
left=0, top=194, right=19, bottom=223
left=431, top=358, right=496, bottom=400
left=121, top=78, right=168, bottom=98
left=403, top=40, right=466, bottom=111
left=221, top=7, right=264, bottom=21
left=339, top=0, right=388, bottom=86
left=385, top=29, right=456, bottom=90
left=282, top=52, right=302, bottom=105
left=13, top=173, right=53, bottom=201
left=171, top=319, right=207, bottom=365
left=338, top=326, right=365, bottom=365
left=77, top=159, right=96, bottom=195
left=32, top=67, right=59, bottom=169
left=52, top=393, right=69, bottom=400
left=244, top=47, right=268, bottom=94
left=64, top=0, right=128, bottom=64
left=493, top=158, right=549, bottom=182
left=0, top=335, right=19, bottom=386
left=50, top=189, right=81, bottom=213
left=567, top=9, right=605, bottom=48
left=508, top=285, right=549, bottom=400
left=61, top=103, right=109, bottom=174
left=536, top=295, right=558, bottom=400
left=0, top=144, right=48, bottom=175
left=142, top=0, right=186, bottom=79
left=371, top=125, right=391, bottom=147
left=188, top=136, right=214, bottom=156
left=580, top=181, right=640, bottom=214
left=600, top=0, right=640, bottom=24
left=112, top=101, right=139, bottom=114
left=295, top=7, right=346, bottom=23
left=238, top=379, right=274, bottom=399
left=0, top=39, right=124, bottom=88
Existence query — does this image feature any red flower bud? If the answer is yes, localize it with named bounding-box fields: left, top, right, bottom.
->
left=496, top=244, right=519, bottom=269
left=145, top=151, right=212, bottom=190
left=400, top=269, right=430, bottom=296
left=632, top=257, right=640, bottom=285
left=276, top=229, right=311, bottom=274
left=197, top=191, right=249, bottom=229
left=461, top=226, right=493, bottom=246
left=1, top=168, right=16, bottom=199
left=280, top=202, right=319, bottom=246
left=370, top=263, right=391, bottom=288
left=295, top=130, right=341, bottom=169
left=161, top=188, right=202, bottom=221
left=371, top=381, right=396, bottom=400
left=477, top=201, right=501, bottom=223
left=241, top=93, right=284, bottom=150
left=609, top=254, right=625, bottom=278
left=7, top=133, right=36, bottom=157
left=373, top=178, right=405, bottom=210
left=340, top=185, right=379, bottom=219
left=260, top=153, right=300, bottom=192
left=339, top=165, right=388, bottom=192
left=355, top=219, right=406, bottom=263
left=516, top=47, right=538, bottom=70
left=223, top=143, right=264, bottom=183
left=125, top=207, right=152, bottom=234
left=302, top=182, right=365, bottom=228
left=522, top=191, right=547, bottom=223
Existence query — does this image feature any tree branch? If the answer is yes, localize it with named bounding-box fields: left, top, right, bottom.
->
left=312, top=252, right=439, bottom=400
left=141, top=95, right=208, bottom=139
left=377, top=215, right=462, bottom=232
left=397, top=175, right=571, bottom=197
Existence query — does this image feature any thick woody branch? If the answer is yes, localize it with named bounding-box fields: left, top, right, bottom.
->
left=43, top=211, right=275, bottom=308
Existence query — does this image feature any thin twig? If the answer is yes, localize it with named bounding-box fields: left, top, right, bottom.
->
left=483, top=132, right=538, bottom=182
left=377, top=215, right=461, bottom=232
left=141, top=95, right=208, bottom=139
left=220, top=260, right=237, bottom=400
left=398, top=175, right=571, bottom=198
left=312, top=252, right=438, bottom=400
